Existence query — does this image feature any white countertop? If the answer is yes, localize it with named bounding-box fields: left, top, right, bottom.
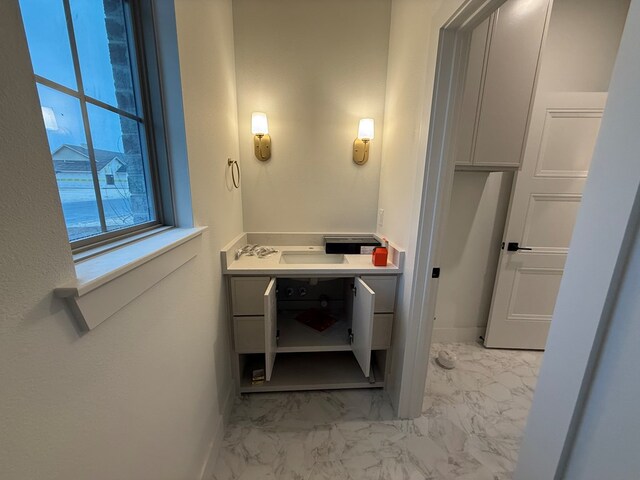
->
left=223, top=245, right=401, bottom=276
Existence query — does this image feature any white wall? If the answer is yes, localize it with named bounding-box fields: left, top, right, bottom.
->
left=174, top=0, right=245, bottom=472
left=232, top=0, right=391, bottom=232
left=432, top=172, right=512, bottom=343
left=563, top=215, right=640, bottom=479
left=0, top=1, right=242, bottom=478
left=538, top=0, right=630, bottom=92
left=515, top=0, right=640, bottom=476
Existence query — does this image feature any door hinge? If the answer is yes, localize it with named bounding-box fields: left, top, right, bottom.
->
left=353, top=286, right=357, bottom=297
left=276, top=329, right=280, bottom=345
left=432, top=267, right=441, bottom=278
left=348, top=328, right=354, bottom=344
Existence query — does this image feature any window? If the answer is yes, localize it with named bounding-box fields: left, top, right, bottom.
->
left=19, top=0, right=166, bottom=249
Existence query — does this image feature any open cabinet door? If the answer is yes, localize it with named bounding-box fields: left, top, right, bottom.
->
left=351, top=277, right=375, bottom=377
left=264, top=278, right=277, bottom=381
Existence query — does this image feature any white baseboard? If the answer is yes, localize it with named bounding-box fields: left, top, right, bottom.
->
left=431, top=326, right=485, bottom=343
left=199, top=386, right=235, bottom=480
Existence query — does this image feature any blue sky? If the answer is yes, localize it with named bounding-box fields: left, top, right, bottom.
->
left=19, top=0, right=128, bottom=154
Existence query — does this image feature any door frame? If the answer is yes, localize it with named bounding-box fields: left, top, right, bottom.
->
left=403, top=0, right=509, bottom=417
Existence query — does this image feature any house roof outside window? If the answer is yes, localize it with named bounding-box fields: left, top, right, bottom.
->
left=52, top=144, right=127, bottom=173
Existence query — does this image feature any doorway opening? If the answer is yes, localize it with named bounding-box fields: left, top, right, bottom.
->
left=413, top=0, right=630, bottom=476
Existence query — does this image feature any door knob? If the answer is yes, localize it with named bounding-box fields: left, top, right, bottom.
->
left=506, top=242, right=532, bottom=252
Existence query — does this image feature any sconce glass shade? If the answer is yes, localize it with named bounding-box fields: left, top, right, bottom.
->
left=354, top=118, right=374, bottom=165
left=251, top=112, right=269, bottom=135
left=357, top=118, right=374, bottom=140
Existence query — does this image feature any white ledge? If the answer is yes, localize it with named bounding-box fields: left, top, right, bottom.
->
left=55, top=227, right=206, bottom=331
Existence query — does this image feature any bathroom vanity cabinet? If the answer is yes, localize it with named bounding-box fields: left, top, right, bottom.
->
left=221, top=232, right=404, bottom=394
left=228, top=274, right=397, bottom=393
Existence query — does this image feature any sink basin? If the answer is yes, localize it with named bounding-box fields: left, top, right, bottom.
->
left=279, top=253, right=346, bottom=264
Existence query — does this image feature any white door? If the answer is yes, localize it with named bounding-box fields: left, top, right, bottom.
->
left=351, top=277, right=375, bottom=377
left=485, top=92, right=607, bottom=349
left=264, top=278, right=277, bottom=380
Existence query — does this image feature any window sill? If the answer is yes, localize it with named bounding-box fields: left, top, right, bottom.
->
left=55, top=227, right=207, bottom=331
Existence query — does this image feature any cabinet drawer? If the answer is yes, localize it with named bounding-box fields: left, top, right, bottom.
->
left=372, top=314, right=393, bottom=349
left=231, top=277, right=270, bottom=316
left=233, top=316, right=265, bottom=353
left=361, top=276, right=397, bottom=313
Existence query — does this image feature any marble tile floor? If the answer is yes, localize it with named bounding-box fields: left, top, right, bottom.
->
left=211, top=342, right=543, bottom=480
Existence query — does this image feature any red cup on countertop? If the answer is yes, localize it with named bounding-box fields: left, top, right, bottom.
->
left=372, top=246, right=388, bottom=266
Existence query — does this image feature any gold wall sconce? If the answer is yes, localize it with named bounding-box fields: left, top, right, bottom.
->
left=252, top=112, right=271, bottom=161
left=353, top=118, right=374, bottom=165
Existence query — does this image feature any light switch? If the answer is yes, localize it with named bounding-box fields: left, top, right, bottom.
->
left=377, top=208, right=384, bottom=227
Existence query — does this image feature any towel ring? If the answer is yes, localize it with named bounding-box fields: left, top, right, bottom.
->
left=228, top=158, right=240, bottom=189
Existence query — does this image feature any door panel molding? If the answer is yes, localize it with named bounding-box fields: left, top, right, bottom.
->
left=507, top=267, right=564, bottom=320
left=521, top=193, right=582, bottom=253
left=534, top=108, right=604, bottom=178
